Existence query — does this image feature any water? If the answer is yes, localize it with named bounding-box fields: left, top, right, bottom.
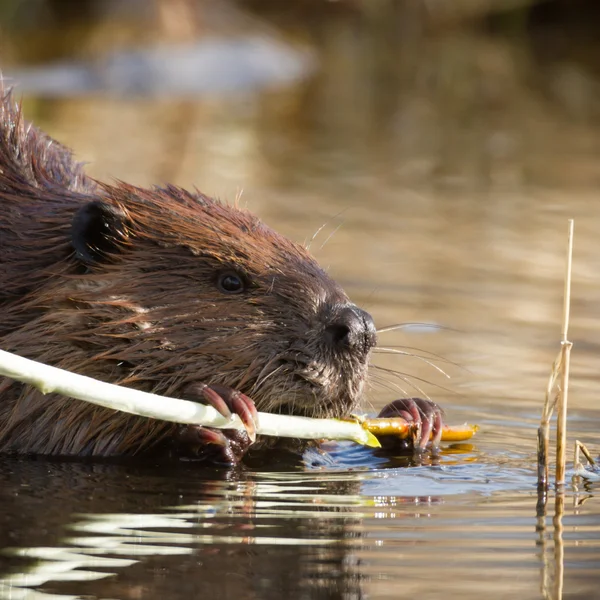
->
left=1, top=1, right=600, bottom=598
left=1, top=455, right=599, bottom=599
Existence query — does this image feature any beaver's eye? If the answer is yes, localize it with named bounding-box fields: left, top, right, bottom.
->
left=217, top=271, right=246, bottom=294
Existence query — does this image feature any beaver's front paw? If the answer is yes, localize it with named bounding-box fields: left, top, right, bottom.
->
left=377, top=397, right=444, bottom=451
left=175, top=383, right=258, bottom=466
left=174, top=425, right=253, bottom=466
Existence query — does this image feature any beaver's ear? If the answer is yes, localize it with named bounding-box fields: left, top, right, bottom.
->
left=71, top=200, right=129, bottom=264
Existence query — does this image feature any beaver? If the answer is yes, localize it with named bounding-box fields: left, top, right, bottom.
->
left=0, top=88, right=443, bottom=465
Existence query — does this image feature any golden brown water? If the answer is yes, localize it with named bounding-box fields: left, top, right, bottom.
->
left=1, top=2, right=600, bottom=598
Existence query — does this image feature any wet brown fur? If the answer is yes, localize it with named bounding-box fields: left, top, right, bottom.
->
left=0, top=89, right=373, bottom=457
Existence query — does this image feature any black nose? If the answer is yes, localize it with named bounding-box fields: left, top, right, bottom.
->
left=324, top=305, right=377, bottom=354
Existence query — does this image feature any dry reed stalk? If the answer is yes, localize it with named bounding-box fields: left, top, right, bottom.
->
left=537, top=220, right=574, bottom=490
left=574, top=440, right=597, bottom=470
left=538, top=357, right=561, bottom=490
left=556, top=220, right=574, bottom=486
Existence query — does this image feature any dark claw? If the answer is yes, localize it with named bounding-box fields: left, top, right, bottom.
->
left=230, top=394, right=257, bottom=442
left=419, top=414, right=432, bottom=450
left=207, top=384, right=258, bottom=443
left=200, top=385, right=232, bottom=419
left=432, top=410, right=443, bottom=447
left=377, top=397, right=444, bottom=452
left=178, top=424, right=228, bottom=448
left=185, top=382, right=258, bottom=443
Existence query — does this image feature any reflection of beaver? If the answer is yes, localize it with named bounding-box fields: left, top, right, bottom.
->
left=0, top=89, right=443, bottom=464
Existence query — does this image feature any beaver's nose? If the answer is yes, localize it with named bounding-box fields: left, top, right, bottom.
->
left=324, top=305, right=377, bottom=354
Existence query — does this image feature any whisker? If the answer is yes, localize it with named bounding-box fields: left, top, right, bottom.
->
left=373, top=368, right=431, bottom=399
left=254, top=364, right=285, bottom=391
left=306, top=222, right=328, bottom=250
left=369, top=374, right=409, bottom=398
left=286, top=376, right=297, bottom=417
left=376, top=322, right=457, bottom=334
left=286, top=374, right=298, bottom=417
left=306, top=207, right=350, bottom=251
left=371, top=364, right=456, bottom=396
left=250, top=355, right=283, bottom=393
left=318, top=221, right=345, bottom=252
left=371, top=366, right=427, bottom=397
left=376, top=344, right=467, bottom=370
left=373, top=347, right=451, bottom=378
left=359, top=397, right=377, bottom=415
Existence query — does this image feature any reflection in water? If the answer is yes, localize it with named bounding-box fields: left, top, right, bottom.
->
left=0, top=458, right=599, bottom=599
left=0, top=462, right=391, bottom=599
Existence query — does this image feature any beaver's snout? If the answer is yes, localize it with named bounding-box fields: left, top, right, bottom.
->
left=324, top=305, right=377, bottom=356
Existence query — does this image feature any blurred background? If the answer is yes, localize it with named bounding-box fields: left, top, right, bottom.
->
left=1, top=0, right=600, bottom=414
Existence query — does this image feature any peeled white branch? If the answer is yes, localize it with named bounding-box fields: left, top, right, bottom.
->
left=0, top=349, right=380, bottom=448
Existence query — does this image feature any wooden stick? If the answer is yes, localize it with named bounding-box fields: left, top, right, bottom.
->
left=0, top=348, right=478, bottom=448
left=0, top=349, right=380, bottom=447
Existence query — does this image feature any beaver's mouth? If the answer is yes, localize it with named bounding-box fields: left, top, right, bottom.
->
left=249, top=351, right=368, bottom=419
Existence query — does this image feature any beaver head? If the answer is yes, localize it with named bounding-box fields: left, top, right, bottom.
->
left=0, top=90, right=377, bottom=455
left=66, top=185, right=377, bottom=419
